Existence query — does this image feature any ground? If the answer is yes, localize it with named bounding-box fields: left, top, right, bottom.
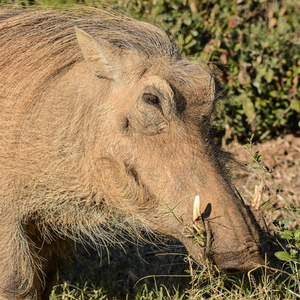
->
left=227, top=134, right=300, bottom=231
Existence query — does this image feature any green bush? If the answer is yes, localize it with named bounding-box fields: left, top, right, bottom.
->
left=1, top=0, right=299, bottom=141
left=123, top=0, right=300, bottom=141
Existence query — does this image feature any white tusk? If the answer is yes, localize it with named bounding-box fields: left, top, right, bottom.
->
left=193, top=195, right=206, bottom=247
left=251, top=181, right=263, bottom=210
left=193, top=195, right=201, bottom=222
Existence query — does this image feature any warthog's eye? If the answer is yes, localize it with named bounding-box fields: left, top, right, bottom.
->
left=142, top=93, right=161, bottom=110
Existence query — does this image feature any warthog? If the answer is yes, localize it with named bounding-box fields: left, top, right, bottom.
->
left=0, top=9, right=265, bottom=300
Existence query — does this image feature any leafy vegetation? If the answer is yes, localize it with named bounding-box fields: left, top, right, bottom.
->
left=124, top=0, right=300, bottom=142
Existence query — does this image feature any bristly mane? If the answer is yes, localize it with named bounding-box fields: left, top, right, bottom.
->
left=0, top=8, right=181, bottom=57
left=0, top=9, right=180, bottom=104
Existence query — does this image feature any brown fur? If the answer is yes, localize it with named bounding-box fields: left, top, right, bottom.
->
left=0, top=8, right=264, bottom=299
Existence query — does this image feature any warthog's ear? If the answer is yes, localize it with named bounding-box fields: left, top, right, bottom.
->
left=75, top=27, right=121, bottom=80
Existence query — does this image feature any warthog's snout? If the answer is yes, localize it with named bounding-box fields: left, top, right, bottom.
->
left=189, top=195, right=265, bottom=273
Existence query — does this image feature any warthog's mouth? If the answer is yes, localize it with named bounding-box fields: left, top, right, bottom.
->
left=211, top=250, right=264, bottom=274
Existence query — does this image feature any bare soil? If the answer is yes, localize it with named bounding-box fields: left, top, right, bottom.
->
left=226, top=134, right=300, bottom=231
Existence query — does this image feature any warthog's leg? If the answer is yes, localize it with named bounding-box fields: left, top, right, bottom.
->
left=0, top=218, right=37, bottom=299
left=26, top=222, right=69, bottom=300
left=0, top=217, right=68, bottom=300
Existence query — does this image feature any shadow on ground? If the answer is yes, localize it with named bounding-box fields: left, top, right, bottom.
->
left=58, top=237, right=193, bottom=298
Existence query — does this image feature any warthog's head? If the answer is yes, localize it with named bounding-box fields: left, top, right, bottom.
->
left=74, top=19, right=265, bottom=273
